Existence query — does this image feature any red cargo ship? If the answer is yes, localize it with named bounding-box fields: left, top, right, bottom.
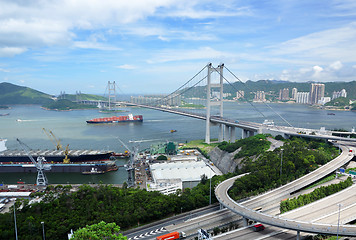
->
left=86, top=114, right=143, bottom=124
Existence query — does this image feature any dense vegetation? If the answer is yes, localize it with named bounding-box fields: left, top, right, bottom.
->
left=218, top=134, right=271, bottom=159
left=60, top=93, right=107, bottom=101
left=71, top=221, right=126, bottom=240
left=280, top=177, right=353, bottom=213
left=0, top=137, right=339, bottom=239
left=180, top=103, right=205, bottom=108
left=181, top=80, right=356, bottom=100
left=0, top=82, right=106, bottom=106
left=324, top=97, right=351, bottom=108
left=42, top=99, right=98, bottom=110
left=0, top=174, right=234, bottom=240
left=229, top=137, right=338, bottom=200
left=0, top=82, right=53, bottom=104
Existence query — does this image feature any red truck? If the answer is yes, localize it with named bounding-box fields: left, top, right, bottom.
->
left=156, top=231, right=186, bottom=240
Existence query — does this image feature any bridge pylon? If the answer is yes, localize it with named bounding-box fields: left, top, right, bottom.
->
left=205, top=63, right=225, bottom=144
left=107, top=81, right=116, bottom=110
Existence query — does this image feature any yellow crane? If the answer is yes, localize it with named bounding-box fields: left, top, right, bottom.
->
left=42, top=128, right=70, bottom=163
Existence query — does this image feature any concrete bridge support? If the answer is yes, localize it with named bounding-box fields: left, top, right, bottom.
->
left=242, top=217, right=248, bottom=227
left=224, top=126, right=230, bottom=141
left=205, top=63, right=224, bottom=144
left=218, top=125, right=224, bottom=142
left=296, top=231, right=300, bottom=240
left=230, top=127, right=236, bottom=142
left=242, top=129, right=255, bottom=139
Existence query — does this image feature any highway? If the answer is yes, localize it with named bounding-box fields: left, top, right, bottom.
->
left=124, top=204, right=221, bottom=240
left=214, top=142, right=356, bottom=237
left=138, top=142, right=355, bottom=239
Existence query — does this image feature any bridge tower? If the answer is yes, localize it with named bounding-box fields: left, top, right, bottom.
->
left=107, top=81, right=116, bottom=110
left=205, top=63, right=225, bottom=144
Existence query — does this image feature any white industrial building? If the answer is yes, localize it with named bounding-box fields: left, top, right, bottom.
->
left=146, top=154, right=220, bottom=194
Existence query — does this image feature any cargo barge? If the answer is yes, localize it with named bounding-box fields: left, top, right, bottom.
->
left=86, top=113, right=143, bottom=124
left=0, top=160, right=118, bottom=173
left=0, top=139, right=113, bottom=164
left=0, top=139, right=118, bottom=173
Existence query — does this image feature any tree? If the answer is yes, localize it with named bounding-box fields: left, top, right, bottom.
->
left=71, top=221, right=126, bottom=240
left=157, top=155, right=167, bottom=160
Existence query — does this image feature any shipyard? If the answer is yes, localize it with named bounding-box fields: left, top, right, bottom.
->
left=0, top=138, right=120, bottom=174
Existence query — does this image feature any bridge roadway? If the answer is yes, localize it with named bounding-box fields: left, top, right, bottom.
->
left=215, top=142, right=356, bottom=237
left=120, top=102, right=261, bottom=132
left=121, top=101, right=356, bottom=142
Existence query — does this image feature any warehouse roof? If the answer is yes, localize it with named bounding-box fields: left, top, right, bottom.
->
left=150, top=160, right=216, bottom=182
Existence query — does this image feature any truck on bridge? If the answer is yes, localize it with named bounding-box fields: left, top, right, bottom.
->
left=156, top=231, right=186, bottom=240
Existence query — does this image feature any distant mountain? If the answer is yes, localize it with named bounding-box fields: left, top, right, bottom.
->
left=61, top=93, right=107, bottom=101
left=181, top=80, right=356, bottom=100
left=42, top=99, right=98, bottom=111
left=0, top=82, right=54, bottom=104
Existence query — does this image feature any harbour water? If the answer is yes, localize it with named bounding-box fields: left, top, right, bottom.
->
left=0, top=103, right=354, bottom=184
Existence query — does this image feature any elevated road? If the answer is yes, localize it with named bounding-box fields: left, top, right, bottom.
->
left=215, top=143, right=356, bottom=236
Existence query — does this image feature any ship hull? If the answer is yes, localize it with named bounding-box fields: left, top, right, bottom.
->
left=0, top=161, right=118, bottom=173
left=86, top=114, right=143, bottom=124
left=0, top=151, right=113, bottom=164
left=86, top=119, right=143, bottom=124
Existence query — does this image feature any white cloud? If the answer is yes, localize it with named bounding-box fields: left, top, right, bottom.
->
left=269, top=22, right=356, bottom=63
left=0, top=47, right=27, bottom=57
left=147, top=47, right=233, bottom=63
left=0, top=0, right=239, bottom=57
left=329, top=60, right=343, bottom=70
left=73, top=41, right=121, bottom=51
left=312, top=65, right=323, bottom=78
left=116, top=64, right=136, bottom=70
left=0, top=68, right=10, bottom=73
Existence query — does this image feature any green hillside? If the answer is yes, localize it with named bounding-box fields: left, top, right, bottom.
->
left=43, top=99, right=98, bottom=111
left=0, top=82, right=54, bottom=104
left=60, top=93, right=107, bottom=101
left=181, top=80, right=356, bottom=100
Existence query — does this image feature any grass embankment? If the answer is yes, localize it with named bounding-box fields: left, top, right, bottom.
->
left=180, top=139, right=220, bottom=158
left=280, top=177, right=353, bottom=214
left=218, top=134, right=271, bottom=159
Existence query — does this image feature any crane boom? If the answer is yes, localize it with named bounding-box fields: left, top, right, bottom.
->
left=16, top=138, right=49, bottom=186
left=42, top=128, right=70, bottom=163
left=16, top=138, right=38, bottom=166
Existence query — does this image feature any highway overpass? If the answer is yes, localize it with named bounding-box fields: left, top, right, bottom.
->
left=215, top=142, right=356, bottom=238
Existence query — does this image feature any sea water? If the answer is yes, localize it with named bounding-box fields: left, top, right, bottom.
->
left=0, top=103, right=354, bottom=184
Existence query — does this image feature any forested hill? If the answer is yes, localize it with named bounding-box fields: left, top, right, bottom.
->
left=0, top=82, right=107, bottom=105
left=182, top=80, right=356, bottom=100
left=225, top=80, right=356, bottom=99
left=0, top=82, right=54, bottom=104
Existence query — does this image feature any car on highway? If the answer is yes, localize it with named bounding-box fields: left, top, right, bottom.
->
left=252, top=224, right=265, bottom=232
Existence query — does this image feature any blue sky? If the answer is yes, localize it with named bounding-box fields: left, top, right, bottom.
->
left=1, top=0, right=356, bottom=94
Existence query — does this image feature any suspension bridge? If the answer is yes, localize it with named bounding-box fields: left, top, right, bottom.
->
left=81, top=63, right=356, bottom=143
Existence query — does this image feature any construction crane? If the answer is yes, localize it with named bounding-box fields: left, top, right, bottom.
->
left=117, top=138, right=137, bottom=188
left=16, top=138, right=51, bottom=186
left=42, top=128, right=70, bottom=163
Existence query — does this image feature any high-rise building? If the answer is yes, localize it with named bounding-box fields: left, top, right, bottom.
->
left=332, top=89, right=347, bottom=99
left=296, top=92, right=309, bottom=104
left=235, top=90, right=244, bottom=99
left=279, top=88, right=289, bottom=100
left=309, top=83, right=325, bottom=105
left=292, top=88, right=298, bottom=100
left=319, top=97, right=331, bottom=105
left=254, top=91, right=266, bottom=102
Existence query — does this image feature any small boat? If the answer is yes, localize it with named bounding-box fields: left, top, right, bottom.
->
left=0, top=113, right=9, bottom=116
left=112, top=151, right=130, bottom=158
left=170, top=130, right=177, bottom=133
left=82, top=167, right=105, bottom=175
left=327, top=113, right=335, bottom=115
